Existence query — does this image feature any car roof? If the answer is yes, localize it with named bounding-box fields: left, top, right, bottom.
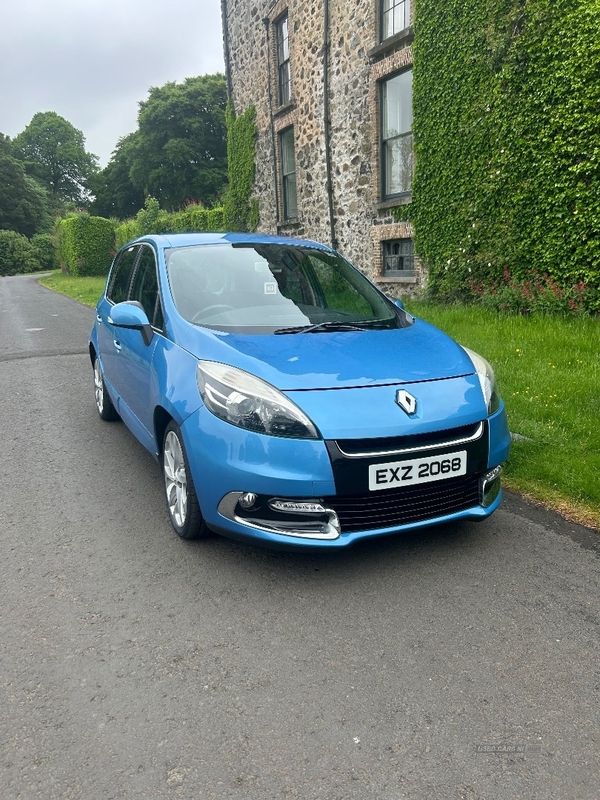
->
left=130, top=232, right=333, bottom=251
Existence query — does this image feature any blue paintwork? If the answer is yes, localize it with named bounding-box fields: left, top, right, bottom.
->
left=283, top=375, right=487, bottom=440
left=90, top=232, right=511, bottom=549
left=487, top=401, right=511, bottom=467
left=165, top=318, right=475, bottom=391
left=108, top=302, right=150, bottom=328
left=182, top=406, right=336, bottom=501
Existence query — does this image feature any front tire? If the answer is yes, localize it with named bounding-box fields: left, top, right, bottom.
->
left=162, top=421, right=208, bottom=540
left=93, top=357, right=119, bottom=421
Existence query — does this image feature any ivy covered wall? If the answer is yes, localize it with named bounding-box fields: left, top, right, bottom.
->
left=406, top=0, right=600, bottom=310
left=223, top=103, right=259, bottom=232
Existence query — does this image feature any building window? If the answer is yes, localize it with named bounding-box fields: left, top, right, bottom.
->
left=280, top=128, right=297, bottom=219
left=383, top=238, right=415, bottom=277
left=381, top=0, right=410, bottom=41
left=276, top=14, right=291, bottom=105
left=381, top=69, right=413, bottom=199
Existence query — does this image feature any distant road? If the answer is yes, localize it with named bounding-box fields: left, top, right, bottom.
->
left=1, top=273, right=599, bottom=800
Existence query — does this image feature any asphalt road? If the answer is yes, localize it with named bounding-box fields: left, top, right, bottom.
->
left=1, top=273, right=599, bottom=800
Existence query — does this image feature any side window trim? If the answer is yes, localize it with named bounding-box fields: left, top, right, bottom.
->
left=107, top=244, right=141, bottom=305
left=128, top=243, right=153, bottom=300
left=129, top=243, right=165, bottom=332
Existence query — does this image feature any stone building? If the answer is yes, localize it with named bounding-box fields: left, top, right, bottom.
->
left=221, top=0, right=425, bottom=293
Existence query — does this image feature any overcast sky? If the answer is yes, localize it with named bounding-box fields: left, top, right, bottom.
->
left=1, top=0, right=225, bottom=167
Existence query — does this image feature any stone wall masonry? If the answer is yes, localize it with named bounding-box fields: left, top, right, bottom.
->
left=326, top=0, right=376, bottom=274
left=224, top=0, right=423, bottom=293
left=273, top=0, right=331, bottom=244
left=224, top=0, right=274, bottom=227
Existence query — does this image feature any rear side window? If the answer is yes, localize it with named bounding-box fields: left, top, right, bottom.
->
left=130, top=245, right=164, bottom=330
left=108, top=245, right=139, bottom=304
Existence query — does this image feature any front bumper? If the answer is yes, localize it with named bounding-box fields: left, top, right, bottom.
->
left=181, top=401, right=510, bottom=549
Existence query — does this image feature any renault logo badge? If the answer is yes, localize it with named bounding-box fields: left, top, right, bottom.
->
left=396, top=389, right=417, bottom=416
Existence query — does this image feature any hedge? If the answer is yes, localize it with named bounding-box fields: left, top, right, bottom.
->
left=114, top=198, right=225, bottom=248
left=31, top=233, right=57, bottom=271
left=0, top=230, right=41, bottom=276
left=56, top=214, right=115, bottom=276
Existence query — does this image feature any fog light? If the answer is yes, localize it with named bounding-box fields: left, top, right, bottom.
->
left=480, top=466, right=502, bottom=507
left=217, top=492, right=340, bottom=540
left=238, top=492, right=258, bottom=510
left=269, top=499, right=326, bottom=514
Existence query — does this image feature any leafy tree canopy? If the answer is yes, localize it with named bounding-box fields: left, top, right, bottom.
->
left=127, top=74, right=228, bottom=210
left=0, top=133, right=51, bottom=237
left=12, top=112, right=98, bottom=207
left=89, top=133, right=145, bottom=219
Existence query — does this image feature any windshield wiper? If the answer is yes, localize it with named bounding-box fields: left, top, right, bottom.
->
left=274, top=320, right=394, bottom=334
left=274, top=321, right=374, bottom=335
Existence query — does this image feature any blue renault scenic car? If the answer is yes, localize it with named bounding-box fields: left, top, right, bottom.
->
left=89, top=233, right=510, bottom=549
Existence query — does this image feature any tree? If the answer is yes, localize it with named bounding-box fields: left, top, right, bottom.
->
left=89, top=133, right=145, bottom=219
left=12, top=112, right=98, bottom=207
left=0, top=230, right=42, bottom=276
left=127, top=74, right=228, bottom=210
left=0, top=134, right=51, bottom=237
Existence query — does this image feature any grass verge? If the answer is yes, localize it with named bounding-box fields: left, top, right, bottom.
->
left=39, top=271, right=106, bottom=308
left=409, top=302, right=600, bottom=529
left=38, top=272, right=600, bottom=530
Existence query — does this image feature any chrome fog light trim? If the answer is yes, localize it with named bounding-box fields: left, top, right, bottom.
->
left=218, top=492, right=341, bottom=540
left=268, top=499, right=327, bottom=514
left=480, top=465, right=502, bottom=508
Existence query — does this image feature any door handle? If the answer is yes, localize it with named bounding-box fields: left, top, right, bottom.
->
left=113, top=340, right=122, bottom=352
left=96, top=314, right=102, bottom=323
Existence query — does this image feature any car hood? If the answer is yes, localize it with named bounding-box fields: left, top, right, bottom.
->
left=174, top=317, right=475, bottom=390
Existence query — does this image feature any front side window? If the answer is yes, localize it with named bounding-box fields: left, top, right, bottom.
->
left=381, top=70, right=413, bottom=198
left=383, top=238, right=415, bottom=277
left=165, top=243, right=412, bottom=333
left=108, top=245, right=139, bottom=304
left=276, top=14, right=291, bottom=105
left=280, top=128, right=297, bottom=219
left=130, top=245, right=164, bottom=329
left=381, top=0, right=410, bottom=41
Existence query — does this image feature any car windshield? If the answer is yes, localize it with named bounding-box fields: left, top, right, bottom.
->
left=165, top=243, right=410, bottom=333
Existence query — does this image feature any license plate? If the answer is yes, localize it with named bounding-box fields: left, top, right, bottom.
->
left=368, top=450, right=467, bottom=492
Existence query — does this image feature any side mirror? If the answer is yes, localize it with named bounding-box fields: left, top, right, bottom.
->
left=108, top=301, right=154, bottom=346
left=385, top=295, right=405, bottom=310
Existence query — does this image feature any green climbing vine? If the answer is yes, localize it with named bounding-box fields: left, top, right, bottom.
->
left=397, top=0, right=600, bottom=311
left=223, top=103, right=259, bottom=232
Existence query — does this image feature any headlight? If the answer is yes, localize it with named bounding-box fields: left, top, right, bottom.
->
left=462, top=347, right=501, bottom=415
left=197, top=361, right=320, bottom=439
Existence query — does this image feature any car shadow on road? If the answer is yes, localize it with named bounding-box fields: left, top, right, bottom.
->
left=184, top=516, right=493, bottom=585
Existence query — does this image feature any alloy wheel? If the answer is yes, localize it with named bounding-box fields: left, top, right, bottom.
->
left=164, top=430, right=188, bottom=528
left=94, top=359, right=104, bottom=414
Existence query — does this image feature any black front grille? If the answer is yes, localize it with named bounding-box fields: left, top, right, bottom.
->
left=324, top=474, right=481, bottom=534
left=335, top=422, right=483, bottom=457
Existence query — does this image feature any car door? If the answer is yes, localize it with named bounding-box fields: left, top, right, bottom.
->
left=110, top=244, right=163, bottom=444
left=97, top=243, right=141, bottom=400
